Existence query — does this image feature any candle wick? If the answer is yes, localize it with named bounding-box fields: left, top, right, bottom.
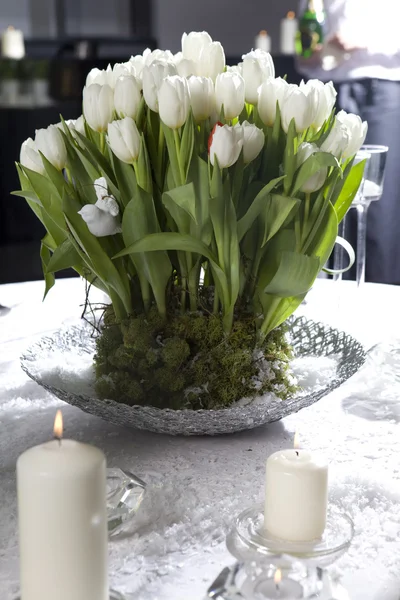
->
left=276, top=582, right=280, bottom=596
left=295, top=450, right=299, bottom=456
left=54, top=435, right=62, bottom=446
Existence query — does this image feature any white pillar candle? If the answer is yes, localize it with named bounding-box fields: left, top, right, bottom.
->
left=17, top=411, right=108, bottom=600
left=255, top=30, right=271, bottom=53
left=280, top=12, right=298, bottom=55
left=264, top=437, right=328, bottom=541
left=1, top=26, right=25, bottom=59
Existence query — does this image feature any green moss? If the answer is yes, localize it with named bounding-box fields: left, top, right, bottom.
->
left=94, top=308, right=297, bottom=410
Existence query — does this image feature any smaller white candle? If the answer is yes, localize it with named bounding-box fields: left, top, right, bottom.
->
left=254, top=569, right=303, bottom=599
left=255, top=30, right=271, bottom=53
left=264, top=434, right=328, bottom=541
left=280, top=11, right=298, bottom=55
left=1, top=25, right=25, bottom=59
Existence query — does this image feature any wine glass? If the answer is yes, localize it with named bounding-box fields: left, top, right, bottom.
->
left=352, top=145, right=388, bottom=286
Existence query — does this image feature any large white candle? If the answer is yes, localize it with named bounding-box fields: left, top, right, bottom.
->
left=264, top=435, right=328, bottom=541
left=280, top=12, right=298, bottom=55
left=1, top=26, right=25, bottom=59
left=17, top=411, right=108, bottom=600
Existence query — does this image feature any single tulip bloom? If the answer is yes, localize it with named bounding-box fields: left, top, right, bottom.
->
left=198, top=41, right=225, bottom=81
left=209, top=123, right=244, bottom=168
left=241, top=49, right=275, bottom=104
left=83, top=83, right=115, bottom=132
left=114, top=75, right=142, bottom=120
left=187, top=76, right=215, bottom=122
left=280, top=85, right=318, bottom=133
left=300, top=79, right=337, bottom=129
left=258, top=77, right=289, bottom=126
left=215, top=71, right=245, bottom=120
left=182, top=31, right=213, bottom=62
left=107, top=117, right=141, bottom=163
left=320, top=118, right=350, bottom=159
left=240, top=121, right=265, bottom=164
left=142, top=60, right=177, bottom=112
left=35, top=124, right=67, bottom=171
left=20, top=137, right=45, bottom=174
left=336, top=110, right=368, bottom=159
left=158, top=75, right=190, bottom=129
left=296, top=142, right=328, bottom=193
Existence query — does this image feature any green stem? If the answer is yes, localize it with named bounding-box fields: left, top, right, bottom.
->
left=303, top=193, right=311, bottom=241
left=259, top=296, right=282, bottom=339
left=100, top=132, right=106, bottom=155
left=173, top=128, right=185, bottom=184
left=108, top=288, right=127, bottom=321
left=157, top=126, right=165, bottom=188
left=188, top=258, right=200, bottom=312
left=181, top=276, right=187, bottom=312
left=213, top=283, right=219, bottom=314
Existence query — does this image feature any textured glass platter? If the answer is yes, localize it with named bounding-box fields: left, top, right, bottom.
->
left=20, top=316, right=365, bottom=436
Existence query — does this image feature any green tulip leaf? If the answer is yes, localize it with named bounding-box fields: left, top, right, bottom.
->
left=261, top=194, right=300, bottom=246
left=283, top=119, right=297, bottom=195
left=40, top=241, right=55, bottom=300
left=46, top=238, right=83, bottom=273
left=261, top=251, right=320, bottom=297
left=163, top=182, right=197, bottom=228
left=11, top=190, right=41, bottom=204
left=333, top=159, right=366, bottom=223
left=237, top=176, right=285, bottom=241
left=292, top=152, right=341, bottom=196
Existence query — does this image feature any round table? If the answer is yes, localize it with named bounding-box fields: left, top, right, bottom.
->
left=1, top=278, right=399, bottom=600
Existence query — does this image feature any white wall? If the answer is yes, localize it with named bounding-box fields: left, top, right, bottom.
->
left=153, top=0, right=295, bottom=56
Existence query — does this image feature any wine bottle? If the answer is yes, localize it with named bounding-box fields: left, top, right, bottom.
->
left=295, top=0, right=325, bottom=58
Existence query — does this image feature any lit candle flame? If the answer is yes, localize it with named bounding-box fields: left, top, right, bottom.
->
left=274, top=568, right=282, bottom=586
left=259, top=29, right=268, bottom=36
left=294, top=431, right=300, bottom=450
left=53, top=410, right=63, bottom=440
left=287, top=11, right=296, bottom=19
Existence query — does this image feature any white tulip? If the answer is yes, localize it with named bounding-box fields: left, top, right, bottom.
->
left=86, top=65, right=114, bottom=88
left=79, top=177, right=121, bottom=237
left=107, top=117, right=141, bottom=163
left=176, top=57, right=197, bottom=78
left=182, top=31, right=213, bottom=62
left=336, top=110, right=368, bottom=159
left=226, top=63, right=243, bottom=76
left=320, top=117, right=350, bottom=158
left=296, top=142, right=327, bottom=193
left=187, top=76, right=214, bottom=122
left=239, top=121, right=265, bottom=164
left=20, top=137, right=45, bottom=174
left=113, top=62, right=136, bottom=82
left=144, top=49, right=174, bottom=67
left=114, top=75, right=142, bottom=120
left=300, top=79, right=337, bottom=129
left=142, top=60, right=177, bottom=112
left=209, top=124, right=244, bottom=168
left=129, top=54, right=146, bottom=80
left=258, top=77, right=289, bottom=126
left=75, top=115, right=86, bottom=136
left=198, top=41, right=225, bottom=81
left=158, top=75, right=190, bottom=129
left=280, top=85, right=318, bottom=133
left=35, top=124, right=67, bottom=171
left=241, top=49, right=275, bottom=104
left=215, top=72, right=245, bottom=120
left=83, top=83, right=114, bottom=132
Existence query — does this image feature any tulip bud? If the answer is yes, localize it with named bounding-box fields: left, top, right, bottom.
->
left=114, top=75, right=142, bottom=120
left=241, top=49, right=275, bottom=104
left=144, top=49, right=174, bottom=67
left=86, top=65, right=115, bottom=88
left=83, top=83, right=115, bottom=132
left=280, top=84, right=318, bottom=133
left=74, top=115, right=86, bottom=136
left=198, top=41, right=225, bottom=81
left=142, top=60, right=177, bottom=112
left=320, top=118, right=350, bottom=159
left=258, top=77, right=289, bottom=126
left=35, top=124, right=67, bottom=171
left=129, top=54, right=146, bottom=81
left=300, top=79, right=337, bottom=129
left=158, top=75, right=190, bottom=129
left=215, top=72, right=245, bottom=120
left=296, top=142, right=328, bottom=193
left=176, top=57, right=197, bottom=78
left=20, top=137, right=45, bottom=174
left=107, top=117, right=141, bottom=163
left=226, top=64, right=243, bottom=76
left=336, top=110, right=368, bottom=159
left=182, top=31, right=213, bottom=62
left=209, top=124, right=244, bottom=168
left=187, top=76, right=214, bottom=122
left=239, top=121, right=265, bottom=164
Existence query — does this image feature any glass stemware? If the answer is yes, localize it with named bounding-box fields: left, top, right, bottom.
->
left=352, top=145, right=388, bottom=286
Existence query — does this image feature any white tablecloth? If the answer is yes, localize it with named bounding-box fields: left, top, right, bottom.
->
left=1, top=278, right=400, bottom=600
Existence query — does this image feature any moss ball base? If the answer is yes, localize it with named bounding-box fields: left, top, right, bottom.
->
left=94, top=308, right=297, bottom=410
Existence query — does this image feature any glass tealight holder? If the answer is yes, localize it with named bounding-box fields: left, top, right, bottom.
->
left=106, top=467, right=146, bottom=537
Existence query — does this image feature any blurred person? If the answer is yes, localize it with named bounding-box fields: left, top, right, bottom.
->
left=298, top=0, right=400, bottom=284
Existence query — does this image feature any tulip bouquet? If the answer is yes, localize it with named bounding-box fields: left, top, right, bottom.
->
left=15, top=31, right=366, bottom=410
